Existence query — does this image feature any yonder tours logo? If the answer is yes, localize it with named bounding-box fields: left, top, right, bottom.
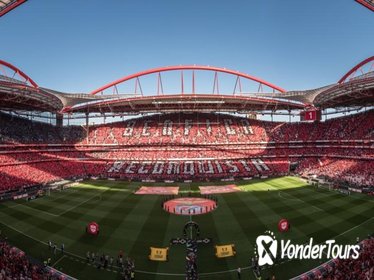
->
left=255, top=231, right=360, bottom=266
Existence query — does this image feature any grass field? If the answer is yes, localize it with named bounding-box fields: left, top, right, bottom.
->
left=0, top=176, right=373, bottom=280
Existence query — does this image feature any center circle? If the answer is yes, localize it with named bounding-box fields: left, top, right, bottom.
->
left=163, top=197, right=217, bottom=215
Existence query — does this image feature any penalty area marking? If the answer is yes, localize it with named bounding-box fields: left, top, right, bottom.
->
left=5, top=203, right=59, bottom=217
left=4, top=193, right=102, bottom=217
left=56, top=193, right=101, bottom=216
left=278, top=191, right=324, bottom=212
left=264, top=181, right=323, bottom=212
left=52, top=255, right=65, bottom=267
left=46, top=188, right=81, bottom=201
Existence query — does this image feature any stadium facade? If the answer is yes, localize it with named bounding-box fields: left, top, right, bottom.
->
left=0, top=57, right=373, bottom=123
left=0, top=57, right=373, bottom=280
left=0, top=55, right=373, bottom=193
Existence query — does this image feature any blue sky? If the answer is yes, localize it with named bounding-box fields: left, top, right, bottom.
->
left=1, top=0, right=373, bottom=94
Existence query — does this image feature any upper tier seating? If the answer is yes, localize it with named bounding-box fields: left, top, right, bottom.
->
left=1, top=110, right=373, bottom=145
left=82, top=111, right=374, bottom=145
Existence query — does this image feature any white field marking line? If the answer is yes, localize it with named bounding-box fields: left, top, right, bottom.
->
left=6, top=216, right=372, bottom=277
left=278, top=191, right=324, bottom=212
left=272, top=184, right=321, bottom=211
left=7, top=189, right=80, bottom=207
left=56, top=193, right=101, bottom=216
left=333, top=216, right=374, bottom=239
left=6, top=185, right=94, bottom=206
left=342, top=192, right=374, bottom=204
left=6, top=202, right=35, bottom=209
left=0, top=222, right=80, bottom=259
left=313, top=184, right=374, bottom=204
left=137, top=265, right=253, bottom=276
left=5, top=192, right=101, bottom=217
left=5, top=203, right=59, bottom=217
left=45, top=189, right=81, bottom=202
left=4, top=206, right=370, bottom=277
left=52, top=255, right=65, bottom=267
left=277, top=191, right=299, bottom=202
left=0, top=221, right=255, bottom=276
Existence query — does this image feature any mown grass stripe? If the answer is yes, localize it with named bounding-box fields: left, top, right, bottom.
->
left=127, top=195, right=170, bottom=278
left=0, top=177, right=372, bottom=280
left=7, top=187, right=103, bottom=214
left=210, top=194, right=255, bottom=280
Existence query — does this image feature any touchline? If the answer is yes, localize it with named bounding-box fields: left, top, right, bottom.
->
left=280, top=238, right=360, bottom=260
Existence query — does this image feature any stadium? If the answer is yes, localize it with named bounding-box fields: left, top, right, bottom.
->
left=0, top=1, right=373, bottom=280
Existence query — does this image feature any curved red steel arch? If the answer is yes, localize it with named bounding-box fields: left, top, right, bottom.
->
left=0, top=0, right=27, bottom=17
left=0, top=59, right=38, bottom=88
left=89, top=65, right=285, bottom=95
left=338, top=56, right=374, bottom=84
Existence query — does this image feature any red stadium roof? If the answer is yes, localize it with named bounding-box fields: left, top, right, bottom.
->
left=61, top=94, right=306, bottom=114
left=0, top=60, right=63, bottom=111
left=0, top=57, right=373, bottom=113
left=0, top=0, right=27, bottom=17
left=355, top=0, right=374, bottom=11
left=89, top=65, right=286, bottom=96
left=0, top=59, right=38, bottom=88
left=338, top=56, right=374, bottom=84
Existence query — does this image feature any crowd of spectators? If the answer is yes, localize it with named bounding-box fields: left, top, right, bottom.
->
left=296, top=236, right=374, bottom=280
left=0, top=160, right=108, bottom=192
left=2, top=111, right=372, bottom=145
left=99, top=146, right=372, bottom=161
left=0, top=111, right=372, bottom=280
left=297, top=158, right=374, bottom=187
left=0, top=112, right=84, bottom=144
left=83, top=111, right=373, bottom=145
left=105, top=159, right=289, bottom=181
left=0, top=240, right=63, bottom=280
left=0, top=110, right=372, bottom=191
left=322, top=237, right=374, bottom=280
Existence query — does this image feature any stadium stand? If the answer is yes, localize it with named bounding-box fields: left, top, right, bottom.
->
left=296, top=158, right=374, bottom=188
left=0, top=112, right=84, bottom=144
left=0, top=110, right=373, bottom=194
left=323, top=237, right=374, bottom=280
left=0, top=239, right=71, bottom=280
left=293, top=236, right=374, bottom=280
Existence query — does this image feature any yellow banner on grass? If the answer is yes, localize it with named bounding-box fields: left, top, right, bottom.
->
left=215, top=244, right=236, bottom=258
left=149, top=247, right=169, bottom=261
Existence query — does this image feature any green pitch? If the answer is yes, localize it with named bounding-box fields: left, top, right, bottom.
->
left=0, top=176, right=373, bottom=280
